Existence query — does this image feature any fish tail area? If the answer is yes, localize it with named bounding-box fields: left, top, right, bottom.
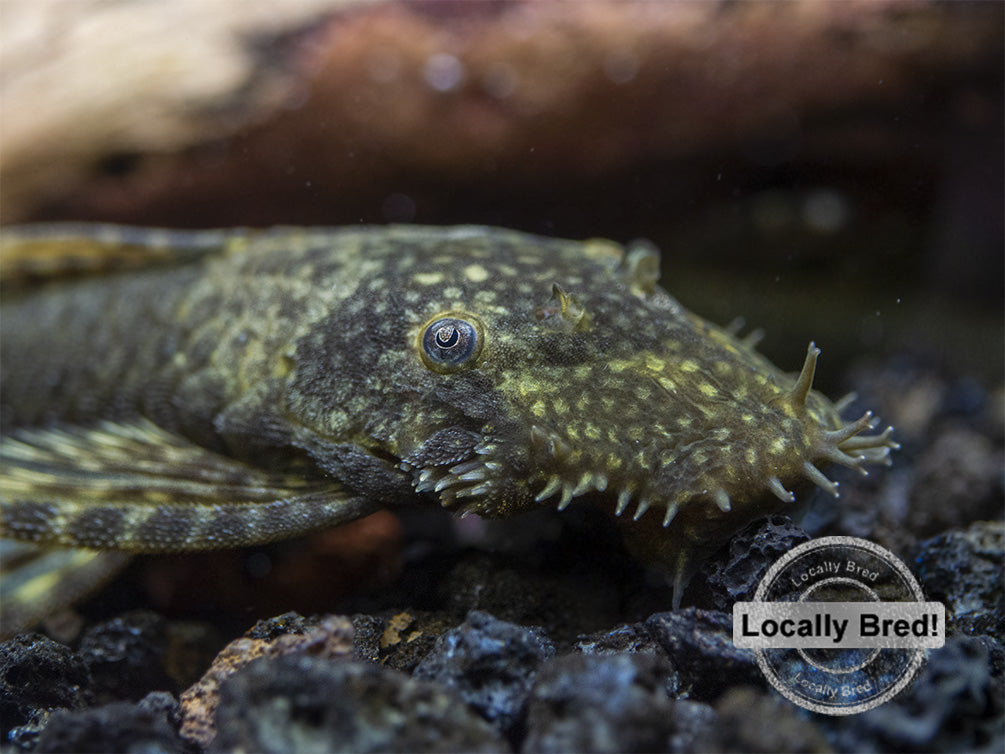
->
left=0, top=539, right=131, bottom=637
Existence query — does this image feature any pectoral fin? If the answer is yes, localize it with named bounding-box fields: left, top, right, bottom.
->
left=0, top=419, right=384, bottom=551
left=0, top=540, right=130, bottom=637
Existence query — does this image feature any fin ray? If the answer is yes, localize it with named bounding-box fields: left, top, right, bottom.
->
left=0, top=224, right=241, bottom=290
left=1, top=420, right=382, bottom=552
left=0, top=540, right=131, bottom=637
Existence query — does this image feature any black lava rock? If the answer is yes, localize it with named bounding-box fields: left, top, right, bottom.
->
left=824, top=636, right=1004, bottom=753
left=436, top=550, right=624, bottom=642
left=351, top=613, right=386, bottom=664
left=78, top=610, right=175, bottom=703
left=244, top=610, right=322, bottom=640
left=697, top=687, right=832, bottom=753
left=908, top=428, right=1002, bottom=536
left=912, top=520, right=1004, bottom=637
left=33, top=691, right=184, bottom=754
left=573, top=622, right=664, bottom=656
left=522, top=652, right=677, bottom=753
left=413, top=610, right=556, bottom=739
left=693, top=515, right=812, bottom=611
left=645, top=608, right=763, bottom=701
left=0, top=633, right=90, bottom=743
left=666, top=700, right=720, bottom=753
left=210, top=656, right=506, bottom=753
left=353, top=610, right=459, bottom=673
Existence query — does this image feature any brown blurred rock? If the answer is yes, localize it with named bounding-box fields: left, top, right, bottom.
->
left=2, top=0, right=1000, bottom=226
left=178, top=613, right=353, bottom=748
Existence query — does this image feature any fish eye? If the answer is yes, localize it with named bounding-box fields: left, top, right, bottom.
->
left=419, top=313, right=484, bottom=373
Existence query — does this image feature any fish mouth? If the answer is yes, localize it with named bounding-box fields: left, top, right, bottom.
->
left=400, top=436, right=508, bottom=514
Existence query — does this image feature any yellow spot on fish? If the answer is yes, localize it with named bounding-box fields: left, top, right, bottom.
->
left=658, top=377, right=676, bottom=392
left=413, top=271, right=445, bottom=286
left=770, top=438, right=788, bottom=455
left=680, top=360, right=699, bottom=373
left=464, top=264, right=489, bottom=282
left=699, top=383, right=718, bottom=398
left=746, top=448, right=758, bottom=465
left=645, top=355, right=666, bottom=372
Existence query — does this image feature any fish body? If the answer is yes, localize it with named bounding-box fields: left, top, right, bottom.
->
left=0, top=224, right=897, bottom=632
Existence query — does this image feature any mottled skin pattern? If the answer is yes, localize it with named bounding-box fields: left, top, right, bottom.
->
left=0, top=225, right=897, bottom=631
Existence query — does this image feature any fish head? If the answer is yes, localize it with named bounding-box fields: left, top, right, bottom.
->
left=288, top=227, right=897, bottom=556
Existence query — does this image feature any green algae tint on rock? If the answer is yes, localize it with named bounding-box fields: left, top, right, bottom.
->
left=0, top=224, right=898, bottom=633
